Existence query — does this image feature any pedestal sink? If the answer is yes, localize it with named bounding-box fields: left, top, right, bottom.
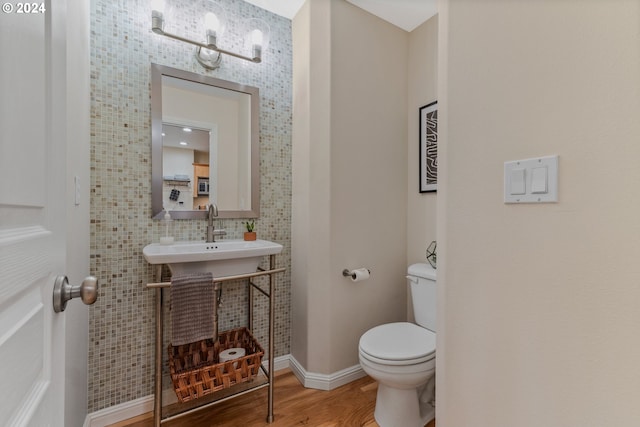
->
left=143, top=239, right=283, bottom=277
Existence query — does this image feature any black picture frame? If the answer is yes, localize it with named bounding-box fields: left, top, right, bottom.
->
left=419, top=101, right=438, bottom=193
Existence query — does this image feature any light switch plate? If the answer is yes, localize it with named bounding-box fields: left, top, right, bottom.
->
left=504, top=155, right=558, bottom=203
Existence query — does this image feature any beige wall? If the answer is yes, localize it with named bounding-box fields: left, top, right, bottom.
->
left=439, top=1, right=640, bottom=426
left=292, top=0, right=409, bottom=375
left=291, top=0, right=332, bottom=374
left=408, top=17, right=438, bottom=266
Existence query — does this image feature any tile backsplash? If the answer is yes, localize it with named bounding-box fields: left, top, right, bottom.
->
left=89, top=0, right=292, bottom=412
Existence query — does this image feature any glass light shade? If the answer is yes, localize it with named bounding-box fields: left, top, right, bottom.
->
left=200, top=1, right=227, bottom=37
left=243, top=18, right=270, bottom=53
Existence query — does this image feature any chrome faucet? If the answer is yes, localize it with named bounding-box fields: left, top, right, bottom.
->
left=206, top=204, right=218, bottom=242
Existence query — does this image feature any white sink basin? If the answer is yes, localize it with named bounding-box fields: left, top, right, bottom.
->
left=143, top=239, right=283, bottom=277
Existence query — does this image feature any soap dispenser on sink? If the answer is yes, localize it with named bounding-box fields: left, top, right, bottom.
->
left=160, top=208, right=174, bottom=245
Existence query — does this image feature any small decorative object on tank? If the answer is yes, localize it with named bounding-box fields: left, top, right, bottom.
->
left=426, top=240, right=436, bottom=269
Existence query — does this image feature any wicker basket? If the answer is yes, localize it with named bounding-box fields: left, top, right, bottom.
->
left=168, top=327, right=264, bottom=403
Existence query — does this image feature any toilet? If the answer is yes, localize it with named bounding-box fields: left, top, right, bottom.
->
left=358, top=263, right=436, bottom=427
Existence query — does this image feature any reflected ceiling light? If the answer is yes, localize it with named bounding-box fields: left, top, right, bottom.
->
left=179, top=141, right=188, bottom=146
left=151, top=0, right=270, bottom=70
left=182, top=127, right=192, bottom=132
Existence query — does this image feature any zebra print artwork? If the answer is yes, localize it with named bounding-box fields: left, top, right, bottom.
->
left=419, top=101, right=438, bottom=192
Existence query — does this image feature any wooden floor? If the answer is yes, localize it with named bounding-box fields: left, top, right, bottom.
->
left=108, top=369, right=436, bottom=427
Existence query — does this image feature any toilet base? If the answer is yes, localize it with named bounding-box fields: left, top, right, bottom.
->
left=374, top=383, right=435, bottom=427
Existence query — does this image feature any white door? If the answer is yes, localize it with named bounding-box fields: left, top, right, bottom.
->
left=0, top=1, right=90, bottom=426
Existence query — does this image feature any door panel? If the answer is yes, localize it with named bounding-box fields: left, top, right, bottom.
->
left=0, top=2, right=46, bottom=207
left=0, top=297, right=46, bottom=425
left=0, top=0, right=68, bottom=425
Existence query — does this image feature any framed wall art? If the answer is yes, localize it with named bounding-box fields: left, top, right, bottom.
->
left=419, top=101, right=438, bottom=193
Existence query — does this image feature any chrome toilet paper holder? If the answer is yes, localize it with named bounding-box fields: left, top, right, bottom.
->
left=342, top=268, right=371, bottom=279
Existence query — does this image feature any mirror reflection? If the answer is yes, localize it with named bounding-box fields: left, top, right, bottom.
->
left=161, top=124, right=211, bottom=211
left=151, top=64, right=260, bottom=219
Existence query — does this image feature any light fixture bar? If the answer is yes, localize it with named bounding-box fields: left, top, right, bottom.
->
left=151, top=14, right=262, bottom=64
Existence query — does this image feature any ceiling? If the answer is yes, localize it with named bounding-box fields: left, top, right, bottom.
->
left=162, top=124, right=210, bottom=151
left=243, top=0, right=437, bottom=32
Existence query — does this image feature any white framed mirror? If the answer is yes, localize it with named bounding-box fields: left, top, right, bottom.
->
left=151, top=63, right=260, bottom=219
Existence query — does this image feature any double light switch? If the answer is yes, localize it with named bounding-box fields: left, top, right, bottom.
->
left=504, top=155, right=558, bottom=203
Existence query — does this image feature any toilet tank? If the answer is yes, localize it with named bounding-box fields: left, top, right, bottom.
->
left=407, top=263, right=436, bottom=332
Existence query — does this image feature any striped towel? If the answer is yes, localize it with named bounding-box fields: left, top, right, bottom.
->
left=170, top=273, right=215, bottom=346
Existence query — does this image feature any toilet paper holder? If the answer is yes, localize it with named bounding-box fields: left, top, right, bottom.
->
left=342, top=268, right=371, bottom=278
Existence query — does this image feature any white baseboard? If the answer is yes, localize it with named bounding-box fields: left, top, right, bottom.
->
left=288, top=355, right=366, bottom=391
left=83, top=395, right=153, bottom=427
left=270, top=353, right=293, bottom=372
left=83, top=355, right=292, bottom=427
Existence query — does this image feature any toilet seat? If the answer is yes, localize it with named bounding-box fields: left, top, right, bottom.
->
left=359, top=322, right=435, bottom=366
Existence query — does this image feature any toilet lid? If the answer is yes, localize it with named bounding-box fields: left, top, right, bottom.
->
left=359, top=322, right=435, bottom=363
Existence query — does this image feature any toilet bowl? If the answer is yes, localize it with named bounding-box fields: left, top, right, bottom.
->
left=359, top=264, right=437, bottom=427
left=359, top=322, right=436, bottom=427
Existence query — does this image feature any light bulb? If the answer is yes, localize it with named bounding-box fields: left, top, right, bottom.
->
left=204, top=12, right=220, bottom=33
left=151, top=0, right=165, bottom=14
left=250, top=29, right=263, bottom=46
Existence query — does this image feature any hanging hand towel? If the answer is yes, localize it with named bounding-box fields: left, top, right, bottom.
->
left=170, top=272, right=215, bottom=346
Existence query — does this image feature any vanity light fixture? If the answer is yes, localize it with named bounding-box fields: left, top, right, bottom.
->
left=150, top=0, right=270, bottom=70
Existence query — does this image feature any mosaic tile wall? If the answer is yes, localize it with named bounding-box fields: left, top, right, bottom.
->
left=89, top=0, right=292, bottom=412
